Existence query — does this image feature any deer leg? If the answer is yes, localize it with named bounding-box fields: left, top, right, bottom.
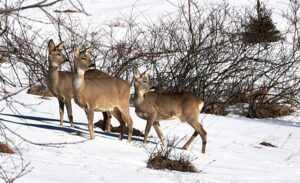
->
left=182, top=131, right=198, bottom=150
left=112, top=108, right=124, bottom=140
left=103, top=112, right=112, bottom=132
left=86, top=109, right=95, bottom=140
left=144, top=115, right=155, bottom=144
left=65, top=100, right=74, bottom=127
left=120, top=119, right=124, bottom=140
left=120, top=110, right=133, bottom=143
left=187, top=120, right=207, bottom=154
left=115, top=107, right=133, bottom=142
left=153, top=121, right=165, bottom=146
left=58, top=99, right=64, bottom=127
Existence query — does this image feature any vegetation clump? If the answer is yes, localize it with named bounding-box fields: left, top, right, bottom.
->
left=0, top=143, right=14, bottom=154
left=242, top=0, right=282, bottom=44
left=147, top=138, right=198, bottom=173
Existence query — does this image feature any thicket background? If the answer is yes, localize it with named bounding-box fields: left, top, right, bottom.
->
left=2, top=0, right=300, bottom=119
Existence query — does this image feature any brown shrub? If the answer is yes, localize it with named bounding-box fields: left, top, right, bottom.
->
left=216, top=84, right=294, bottom=118
left=0, top=143, right=14, bottom=154
left=227, top=93, right=249, bottom=104
left=147, top=154, right=197, bottom=172
left=205, top=103, right=227, bottom=116
left=252, top=103, right=294, bottom=118
left=27, top=85, right=53, bottom=97
left=205, top=101, right=294, bottom=118
left=0, top=56, right=7, bottom=64
left=147, top=138, right=198, bottom=173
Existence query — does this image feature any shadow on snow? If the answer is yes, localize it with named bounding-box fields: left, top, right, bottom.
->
left=0, top=113, right=148, bottom=143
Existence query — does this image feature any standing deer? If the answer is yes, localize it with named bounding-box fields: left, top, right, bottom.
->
left=72, top=47, right=133, bottom=141
left=133, top=70, right=207, bottom=153
left=47, top=39, right=112, bottom=129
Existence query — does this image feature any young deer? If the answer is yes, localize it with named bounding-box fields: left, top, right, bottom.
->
left=47, top=40, right=112, bottom=128
left=133, top=70, right=207, bottom=153
left=72, top=48, right=133, bottom=141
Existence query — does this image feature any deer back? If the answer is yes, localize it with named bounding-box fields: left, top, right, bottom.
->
left=138, top=92, right=202, bottom=121
left=74, top=74, right=130, bottom=111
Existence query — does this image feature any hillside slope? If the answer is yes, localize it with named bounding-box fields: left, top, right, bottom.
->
left=1, top=91, right=300, bottom=183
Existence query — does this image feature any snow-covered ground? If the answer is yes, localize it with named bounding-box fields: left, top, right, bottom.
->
left=1, top=89, right=300, bottom=183
left=1, top=0, right=300, bottom=183
left=13, top=0, right=289, bottom=42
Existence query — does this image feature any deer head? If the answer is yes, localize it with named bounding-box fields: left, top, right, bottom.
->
left=74, top=48, right=92, bottom=75
left=133, top=69, right=152, bottom=96
left=48, top=39, right=65, bottom=68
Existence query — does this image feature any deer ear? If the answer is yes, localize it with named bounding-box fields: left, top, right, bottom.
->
left=57, top=42, right=64, bottom=50
left=48, top=39, right=55, bottom=52
left=85, top=48, right=91, bottom=57
left=74, top=47, right=80, bottom=58
left=144, top=73, right=150, bottom=81
left=133, top=68, right=141, bottom=78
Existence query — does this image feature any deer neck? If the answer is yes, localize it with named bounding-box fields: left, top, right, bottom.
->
left=73, top=69, right=85, bottom=92
left=48, top=63, right=60, bottom=93
left=133, top=87, right=145, bottom=106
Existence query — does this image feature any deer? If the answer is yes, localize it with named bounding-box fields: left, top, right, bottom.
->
left=133, top=70, right=207, bottom=153
left=72, top=47, right=133, bottom=141
left=47, top=39, right=112, bottom=129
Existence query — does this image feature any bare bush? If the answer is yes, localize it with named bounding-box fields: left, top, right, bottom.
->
left=146, top=137, right=198, bottom=173
left=0, top=1, right=90, bottom=182
left=114, top=0, right=300, bottom=118
left=0, top=122, right=32, bottom=183
left=5, top=0, right=299, bottom=119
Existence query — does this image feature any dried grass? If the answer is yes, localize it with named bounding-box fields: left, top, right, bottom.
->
left=146, top=138, right=198, bottom=173
left=0, top=143, right=14, bottom=154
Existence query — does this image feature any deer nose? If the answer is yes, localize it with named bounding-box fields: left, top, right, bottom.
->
left=89, top=62, right=96, bottom=68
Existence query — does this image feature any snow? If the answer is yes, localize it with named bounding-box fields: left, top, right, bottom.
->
left=1, top=90, right=300, bottom=183
left=13, top=0, right=289, bottom=42
left=1, top=0, right=300, bottom=183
